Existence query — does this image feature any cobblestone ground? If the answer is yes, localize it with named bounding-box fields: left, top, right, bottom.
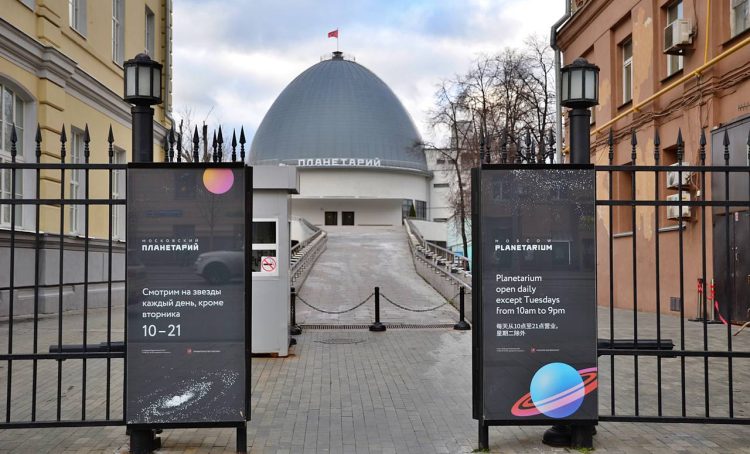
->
left=0, top=225, right=748, bottom=452
left=0, top=306, right=748, bottom=453
left=296, top=227, right=460, bottom=326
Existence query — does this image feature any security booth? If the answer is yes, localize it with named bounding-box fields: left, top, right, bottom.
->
left=252, top=166, right=299, bottom=356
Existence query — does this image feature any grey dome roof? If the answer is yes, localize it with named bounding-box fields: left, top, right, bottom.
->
left=250, top=53, right=427, bottom=172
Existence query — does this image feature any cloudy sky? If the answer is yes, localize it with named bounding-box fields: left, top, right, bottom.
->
left=172, top=0, right=565, bottom=146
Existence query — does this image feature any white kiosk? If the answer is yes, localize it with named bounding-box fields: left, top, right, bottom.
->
left=252, top=166, right=299, bottom=356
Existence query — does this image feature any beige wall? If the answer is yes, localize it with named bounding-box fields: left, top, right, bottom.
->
left=292, top=198, right=403, bottom=226
left=0, top=0, right=173, bottom=236
left=557, top=0, right=750, bottom=316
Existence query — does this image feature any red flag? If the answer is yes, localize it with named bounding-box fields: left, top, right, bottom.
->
left=328, top=29, right=338, bottom=38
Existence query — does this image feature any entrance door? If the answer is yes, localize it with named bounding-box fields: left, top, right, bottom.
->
left=325, top=211, right=338, bottom=226
left=342, top=211, right=355, bottom=226
left=733, top=212, right=749, bottom=321
left=714, top=211, right=750, bottom=322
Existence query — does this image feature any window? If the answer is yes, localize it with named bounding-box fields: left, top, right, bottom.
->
left=112, top=149, right=125, bottom=240
left=666, top=1, right=684, bottom=75
left=415, top=200, right=427, bottom=219
left=0, top=85, right=24, bottom=228
left=622, top=39, right=633, bottom=104
left=145, top=7, right=155, bottom=57
left=252, top=219, right=278, bottom=275
left=69, top=130, right=85, bottom=234
left=112, top=0, right=124, bottom=65
left=69, top=0, right=87, bottom=36
left=436, top=158, right=446, bottom=165
left=433, top=183, right=449, bottom=188
left=732, top=0, right=750, bottom=36
left=614, top=167, right=634, bottom=234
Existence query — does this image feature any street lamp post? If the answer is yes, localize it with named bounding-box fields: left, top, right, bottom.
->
left=124, top=52, right=163, bottom=163
left=560, top=58, right=599, bottom=165
left=123, top=53, right=163, bottom=454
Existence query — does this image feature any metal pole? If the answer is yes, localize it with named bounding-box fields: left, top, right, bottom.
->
left=236, top=422, right=247, bottom=453
left=129, top=100, right=156, bottom=454
left=369, top=286, right=386, bottom=332
left=454, top=287, right=470, bottom=331
left=131, top=105, right=155, bottom=162
left=569, top=108, right=592, bottom=165
left=478, top=420, right=489, bottom=450
left=290, top=287, right=302, bottom=335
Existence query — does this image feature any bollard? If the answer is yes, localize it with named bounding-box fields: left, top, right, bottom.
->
left=290, top=287, right=302, bottom=336
left=454, top=287, right=471, bottom=330
left=369, top=286, right=386, bottom=332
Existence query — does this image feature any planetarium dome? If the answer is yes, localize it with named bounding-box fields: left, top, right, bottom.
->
left=250, top=51, right=427, bottom=173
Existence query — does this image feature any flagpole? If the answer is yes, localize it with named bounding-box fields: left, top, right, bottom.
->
left=337, top=29, right=339, bottom=52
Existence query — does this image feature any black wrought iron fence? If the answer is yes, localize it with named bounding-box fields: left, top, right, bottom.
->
left=0, top=124, right=127, bottom=428
left=594, top=128, right=750, bottom=424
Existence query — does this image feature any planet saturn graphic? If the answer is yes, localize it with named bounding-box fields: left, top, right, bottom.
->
left=202, top=168, right=235, bottom=195
left=511, top=363, right=597, bottom=418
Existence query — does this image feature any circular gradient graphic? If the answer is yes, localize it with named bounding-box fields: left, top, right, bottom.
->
left=511, top=366, right=597, bottom=418
left=203, top=169, right=234, bottom=195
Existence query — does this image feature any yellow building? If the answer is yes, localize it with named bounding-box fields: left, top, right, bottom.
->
left=0, top=0, right=173, bottom=237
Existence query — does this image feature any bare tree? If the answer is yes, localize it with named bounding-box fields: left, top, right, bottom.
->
left=428, top=35, right=558, bottom=259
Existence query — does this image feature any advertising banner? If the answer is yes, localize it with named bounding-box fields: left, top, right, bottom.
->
left=474, top=166, right=597, bottom=423
left=126, top=164, right=250, bottom=425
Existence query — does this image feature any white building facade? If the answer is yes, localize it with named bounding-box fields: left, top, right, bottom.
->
left=250, top=52, right=448, bottom=229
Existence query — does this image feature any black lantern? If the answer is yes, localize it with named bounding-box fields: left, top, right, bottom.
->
left=123, top=52, right=163, bottom=106
left=123, top=53, right=164, bottom=163
left=560, top=58, right=599, bottom=109
left=560, top=58, right=599, bottom=165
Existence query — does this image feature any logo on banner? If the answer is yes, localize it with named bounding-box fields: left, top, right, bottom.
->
left=511, top=363, right=598, bottom=418
left=202, top=169, right=235, bottom=195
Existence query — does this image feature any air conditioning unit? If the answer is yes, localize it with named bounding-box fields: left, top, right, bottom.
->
left=667, top=193, right=691, bottom=220
left=667, top=163, right=693, bottom=189
left=664, top=19, right=693, bottom=54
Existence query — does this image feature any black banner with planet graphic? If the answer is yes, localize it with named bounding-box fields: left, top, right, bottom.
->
left=126, top=164, right=250, bottom=425
left=473, top=166, right=597, bottom=423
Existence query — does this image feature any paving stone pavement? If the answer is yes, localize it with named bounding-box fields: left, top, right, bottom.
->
left=0, top=224, right=749, bottom=452
left=296, top=226, right=461, bottom=326
left=1, top=305, right=749, bottom=453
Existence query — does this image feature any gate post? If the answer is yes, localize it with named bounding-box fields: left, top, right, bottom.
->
left=290, top=287, right=302, bottom=335
left=369, top=286, right=386, bottom=332
left=454, top=287, right=470, bottom=330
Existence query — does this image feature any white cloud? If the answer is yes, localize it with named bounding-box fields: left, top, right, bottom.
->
left=172, top=0, right=565, bottom=145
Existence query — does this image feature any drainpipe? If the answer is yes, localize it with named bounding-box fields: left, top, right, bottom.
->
left=164, top=0, right=174, bottom=127
left=550, top=1, right=572, bottom=163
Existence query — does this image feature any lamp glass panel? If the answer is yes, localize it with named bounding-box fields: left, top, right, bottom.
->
left=152, top=68, right=161, bottom=100
left=570, top=69, right=583, bottom=99
left=585, top=70, right=596, bottom=100
left=137, top=66, right=151, bottom=96
left=561, top=71, right=569, bottom=102
left=125, top=66, right=136, bottom=97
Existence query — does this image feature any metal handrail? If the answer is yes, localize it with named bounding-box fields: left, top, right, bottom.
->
left=290, top=225, right=327, bottom=289
left=405, top=218, right=470, bottom=270
left=404, top=220, right=471, bottom=291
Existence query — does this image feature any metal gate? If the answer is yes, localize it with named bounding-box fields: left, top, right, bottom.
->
left=0, top=124, right=245, bottom=429
left=485, top=126, right=749, bottom=424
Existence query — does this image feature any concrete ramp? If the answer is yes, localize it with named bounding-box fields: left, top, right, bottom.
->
left=297, top=226, right=459, bottom=325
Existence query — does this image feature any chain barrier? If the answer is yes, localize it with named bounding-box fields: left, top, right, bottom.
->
left=296, top=292, right=374, bottom=315
left=380, top=292, right=451, bottom=313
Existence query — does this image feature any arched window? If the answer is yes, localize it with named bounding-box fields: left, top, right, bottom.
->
left=0, top=84, right=26, bottom=228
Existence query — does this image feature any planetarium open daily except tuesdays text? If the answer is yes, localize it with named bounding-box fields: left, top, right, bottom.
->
left=495, top=274, right=562, bottom=306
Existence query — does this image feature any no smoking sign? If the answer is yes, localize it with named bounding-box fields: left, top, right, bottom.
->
left=260, top=256, right=277, bottom=274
